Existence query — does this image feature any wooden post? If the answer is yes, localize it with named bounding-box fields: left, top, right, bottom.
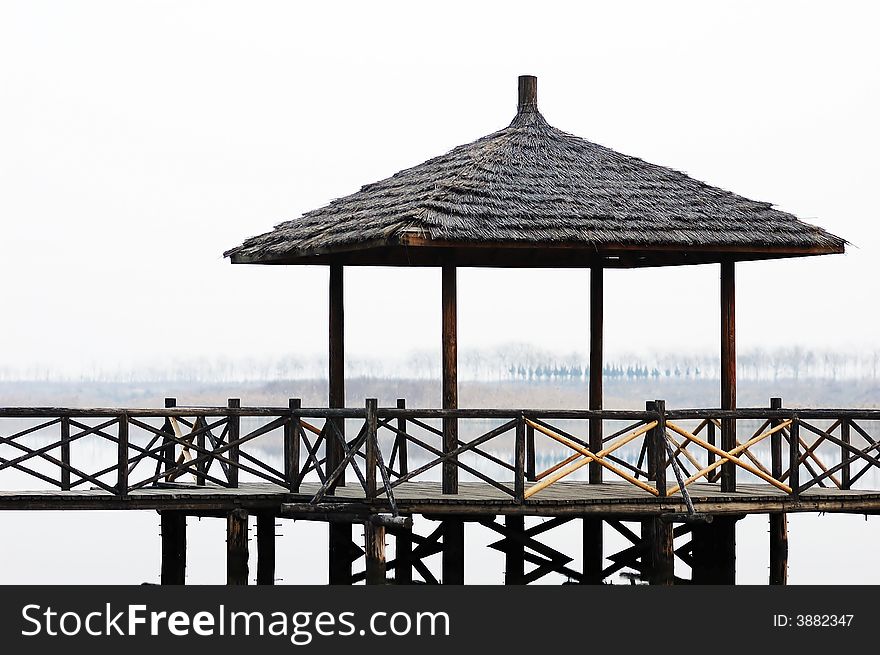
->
left=769, top=397, right=788, bottom=585
left=160, top=511, right=186, bottom=585
left=442, top=518, right=465, bottom=584
left=706, top=420, right=717, bottom=482
left=256, top=512, right=275, bottom=585
left=841, top=418, right=851, bottom=490
left=395, top=523, right=413, bottom=585
left=328, top=264, right=352, bottom=585
left=525, top=423, right=536, bottom=482
left=328, top=264, right=346, bottom=485
left=195, top=416, right=207, bottom=486
left=789, top=419, right=800, bottom=497
left=583, top=517, right=603, bottom=584
left=365, top=398, right=378, bottom=500
left=365, top=521, right=387, bottom=585
left=649, top=400, right=667, bottom=496
left=589, top=265, right=603, bottom=483
left=227, top=509, right=249, bottom=585
left=644, top=518, right=673, bottom=586
left=163, top=398, right=176, bottom=478
left=720, top=259, right=737, bottom=492
left=60, top=415, right=71, bottom=491
left=514, top=415, right=525, bottom=503
left=286, top=399, right=301, bottom=491
left=442, top=265, right=458, bottom=495
left=227, top=399, right=240, bottom=488
left=117, top=413, right=129, bottom=495
left=396, top=399, right=408, bottom=476
left=505, top=515, right=525, bottom=585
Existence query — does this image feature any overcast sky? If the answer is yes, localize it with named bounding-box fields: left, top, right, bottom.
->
left=1, top=1, right=878, bottom=377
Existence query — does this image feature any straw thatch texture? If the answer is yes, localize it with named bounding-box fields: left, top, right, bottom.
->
left=225, top=96, right=844, bottom=264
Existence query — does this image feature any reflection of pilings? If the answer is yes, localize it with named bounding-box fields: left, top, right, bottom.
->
left=395, top=522, right=413, bottom=584
left=505, top=515, right=525, bottom=585
left=442, top=518, right=465, bottom=584
left=691, top=516, right=737, bottom=584
left=256, top=512, right=275, bottom=585
left=769, top=514, right=788, bottom=585
left=329, top=523, right=354, bottom=585
left=160, top=510, right=186, bottom=585
left=227, top=508, right=249, bottom=585
left=583, top=517, right=603, bottom=584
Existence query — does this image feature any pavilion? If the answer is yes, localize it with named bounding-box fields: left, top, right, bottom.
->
left=225, top=75, right=845, bottom=583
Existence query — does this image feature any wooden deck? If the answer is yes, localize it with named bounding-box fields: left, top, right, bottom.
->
left=3, top=480, right=880, bottom=516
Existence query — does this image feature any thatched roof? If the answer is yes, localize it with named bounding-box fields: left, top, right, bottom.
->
left=225, top=76, right=844, bottom=268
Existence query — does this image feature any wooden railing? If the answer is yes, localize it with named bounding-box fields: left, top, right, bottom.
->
left=1, top=399, right=879, bottom=500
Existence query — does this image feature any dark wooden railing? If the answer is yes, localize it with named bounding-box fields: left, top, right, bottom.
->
left=1, top=399, right=879, bottom=500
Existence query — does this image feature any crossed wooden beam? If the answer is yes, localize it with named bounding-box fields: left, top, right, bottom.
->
left=523, top=417, right=794, bottom=498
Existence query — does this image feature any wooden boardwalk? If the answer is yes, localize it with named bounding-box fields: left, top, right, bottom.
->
left=4, top=480, right=880, bottom=516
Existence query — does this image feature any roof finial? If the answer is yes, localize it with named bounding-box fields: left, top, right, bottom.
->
left=518, top=75, right=537, bottom=113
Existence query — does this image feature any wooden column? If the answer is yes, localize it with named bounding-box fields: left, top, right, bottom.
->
left=365, top=521, right=387, bottom=585
left=160, top=511, right=186, bottom=585
left=769, top=397, right=788, bottom=585
left=505, top=515, right=525, bottom=585
left=256, top=512, right=275, bottom=585
left=442, top=265, right=458, bottom=494
left=227, top=399, right=240, bottom=488
left=720, top=260, right=736, bottom=492
left=442, top=518, right=465, bottom=585
left=227, top=509, right=249, bottom=585
left=328, top=264, right=352, bottom=584
left=691, top=517, right=736, bottom=584
left=583, top=517, right=603, bottom=584
left=585, top=266, right=604, bottom=582
left=441, top=267, right=463, bottom=584
left=589, top=265, right=603, bottom=481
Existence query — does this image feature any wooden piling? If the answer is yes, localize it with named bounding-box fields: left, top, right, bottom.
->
left=256, top=512, right=275, bottom=585
left=442, top=518, right=465, bottom=585
left=365, top=521, right=387, bottom=585
left=643, top=517, right=673, bottom=586
left=160, top=511, right=186, bottom=585
left=505, top=515, right=525, bottom=585
left=227, top=508, right=249, bottom=585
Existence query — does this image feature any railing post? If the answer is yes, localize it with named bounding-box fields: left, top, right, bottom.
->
left=515, top=414, right=526, bottom=503
left=770, top=398, right=783, bottom=481
left=163, top=397, right=176, bottom=478
left=117, top=412, right=129, bottom=495
left=365, top=398, right=378, bottom=501
left=195, top=416, right=207, bottom=486
left=646, top=401, right=657, bottom=482
left=396, top=399, right=408, bottom=476
left=286, top=399, right=302, bottom=492
left=525, top=422, right=536, bottom=482
left=653, top=400, right=667, bottom=496
left=60, top=415, right=71, bottom=491
left=706, top=419, right=717, bottom=482
left=228, top=398, right=240, bottom=488
left=841, top=418, right=851, bottom=490
left=789, top=417, right=800, bottom=497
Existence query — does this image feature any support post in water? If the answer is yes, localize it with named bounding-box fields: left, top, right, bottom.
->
left=256, top=512, right=275, bottom=585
